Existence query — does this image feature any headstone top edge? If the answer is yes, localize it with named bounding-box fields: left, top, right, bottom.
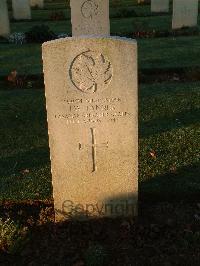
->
left=42, top=36, right=137, bottom=49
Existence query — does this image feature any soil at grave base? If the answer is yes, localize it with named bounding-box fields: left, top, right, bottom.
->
left=0, top=200, right=200, bottom=266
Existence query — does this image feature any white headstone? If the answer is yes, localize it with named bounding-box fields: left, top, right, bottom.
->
left=0, top=0, right=10, bottom=37
left=42, top=36, right=138, bottom=221
left=30, top=0, right=44, bottom=8
left=12, top=0, right=31, bottom=20
left=151, top=0, right=169, bottom=13
left=172, top=0, right=199, bottom=29
left=70, top=0, right=110, bottom=36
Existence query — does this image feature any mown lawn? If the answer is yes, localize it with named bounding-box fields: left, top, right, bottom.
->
left=0, top=0, right=199, bottom=203
left=27, top=5, right=170, bottom=21
left=0, top=82, right=199, bottom=201
left=7, top=0, right=153, bottom=10
left=7, top=1, right=200, bottom=34
left=1, top=35, right=200, bottom=77
left=0, top=0, right=198, bottom=79
left=11, top=14, right=195, bottom=34
left=0, top=2, right=200, bottom=264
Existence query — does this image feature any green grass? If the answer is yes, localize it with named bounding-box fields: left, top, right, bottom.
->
left=8, top=3, right=200, bottom=34
left=7, top=0, right=143, bottom=10
left=1, top=0, right=199, bottom=203
left=0, top=1, right=200, bottom=262
left=0, top=44, right=42, bottom=77
left=0, top=82, right=199, bottom=201
left=9, top=15, right=175, bottom=34
left=139, top=82, right=200, bottom=201
left=26, top=5, right=160, bottom=21
left=0, top=89, right=51, bottom=200
left=10, top=20, right=71, bottom=34
left=1, top=1, right=199, bottom=78
left=138, top=36, right=200, bottom=69
left=1, top=36, right=200, bottom=77
left=0, top=0, right=198, bottom=79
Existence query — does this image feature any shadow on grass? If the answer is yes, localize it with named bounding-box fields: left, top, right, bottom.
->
left=0, top=146, right=50, bottom=176
left=140, top=163, right=200, bottom=203
left=0, top=163, right=199, bottom=219
left=140, top=108, right=200, bottom=138
left=0, top=199, right=200, bottom=265
left=0, top=163, right=200, bottom=265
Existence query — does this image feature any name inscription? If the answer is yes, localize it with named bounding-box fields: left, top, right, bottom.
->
left=54, top=97, right=131, bottom=124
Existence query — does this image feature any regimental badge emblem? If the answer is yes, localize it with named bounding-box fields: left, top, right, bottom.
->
left=81, top=0, right=99, bottom=19
left=69, top=50, right=113, bottom=94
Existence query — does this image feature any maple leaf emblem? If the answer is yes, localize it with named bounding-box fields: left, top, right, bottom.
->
left=81, top=0, right=99, bottom=19
left=70, top=50, right=113, bottom=93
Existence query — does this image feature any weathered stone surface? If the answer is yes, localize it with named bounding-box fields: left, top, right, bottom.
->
left=151, top=0, right=169, bottom=13
left=0, top=0, right=10, bottom=37
left=12, top=0, right=31, bottom=20
left=43, top=37, right=138, bottom=221
left=70, top=0, right=110, bottom=36
left=30, top=0, right=44, bottom=8
left=172, top=0, right=198, bottom=29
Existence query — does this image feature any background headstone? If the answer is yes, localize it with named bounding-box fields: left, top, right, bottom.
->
left=70, top=0, right=110, bottom=36
left=43, top=37, right=138, bottom=221
left=0, top=0, right=10, bottom=37
left=172, top=0, right=198, bottom=29
left=30, top=0, right=44, bottom=8
left=151, top=0, right=169, bottom=13
left=12, top=0, right=31, bottom=20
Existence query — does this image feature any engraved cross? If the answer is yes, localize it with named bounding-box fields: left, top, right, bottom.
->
left=79, top=128, right=108, bottom=173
